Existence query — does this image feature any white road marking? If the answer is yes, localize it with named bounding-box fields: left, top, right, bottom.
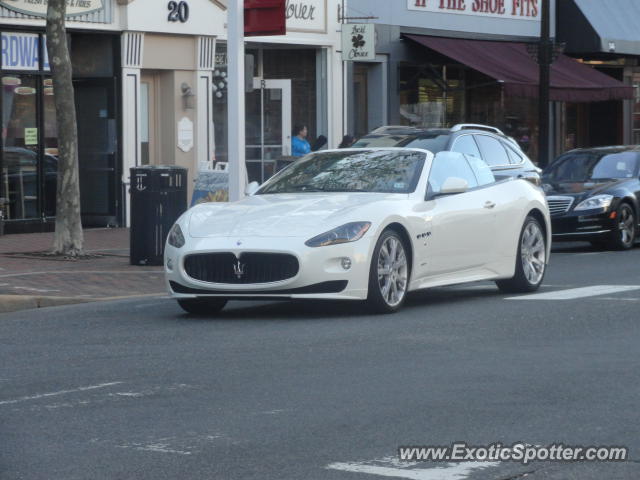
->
left=327, top=460, right=500, bottom=480
left=13, top=286, right=61, bottom=293
left=0, top=382, right=123, bottom=406
left=506, top=285, right=640, bottom=301
left=597, top=297, right=640, bottom=302
left=117, top=443, right=193, bottom=455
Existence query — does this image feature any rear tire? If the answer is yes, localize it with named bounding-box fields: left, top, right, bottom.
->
left=366, top=229, right=410, bottom=314
left=607, top=203, right=635, bottom=250
left=496, top=216, right=546, bottom=293
left=177, top=297, right=227, bottom=315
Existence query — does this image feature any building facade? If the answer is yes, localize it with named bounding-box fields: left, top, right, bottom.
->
left=1, top=0, right=345, bottom=233
left=345, top=0, right=632, bottom=165
left=557, top=0, right=640, bottom=151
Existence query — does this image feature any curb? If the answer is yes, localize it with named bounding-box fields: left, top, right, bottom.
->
left=0, top=295, right=95, bottom=314
left=0, top=293, right=167, bottom=315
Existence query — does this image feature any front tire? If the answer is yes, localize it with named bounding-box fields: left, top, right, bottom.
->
left=177, top=297, right=227, bottom=315
left=366, top=230, right=410, bottom=314
left=496, top=216, right=546, bottom=293
left=607, top=203, right=635, bottom=250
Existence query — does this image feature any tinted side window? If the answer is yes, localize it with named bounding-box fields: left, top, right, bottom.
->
left=475, top=135, right=510, bottom=166
left=504, top=143, right=523, bottom=164
left=428, top=154, right=478, bottom=195
left=465, top=155, right=495, bottom=186
left=451, top=135, right=481, bottom=158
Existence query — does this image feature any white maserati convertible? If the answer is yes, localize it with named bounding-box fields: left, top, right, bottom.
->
left=165, top=148, right=550, bottom=314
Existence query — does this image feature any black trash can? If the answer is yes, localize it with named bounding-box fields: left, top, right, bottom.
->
left=129, top=165, right=188, bottom=265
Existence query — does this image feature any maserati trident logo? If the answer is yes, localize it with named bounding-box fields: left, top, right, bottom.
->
left=233, top=260, right=246, bottom=279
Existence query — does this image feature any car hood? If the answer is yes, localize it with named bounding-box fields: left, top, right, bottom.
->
left=542, top=179, right=624, bottom=201
left=187, top=192, right=400, bottom=238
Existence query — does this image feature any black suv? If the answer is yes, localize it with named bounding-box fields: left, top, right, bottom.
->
left=352, top=124, right=541, bottom=185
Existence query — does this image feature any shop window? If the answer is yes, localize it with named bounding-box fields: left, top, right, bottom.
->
left=213, top=45, right=322, bottom=184
left=1, top=75, right=40, bottom=220
left=632, top=73, right=640, bottom=144
left=71, top=34, right=115, bottom=77
left=398, top=63, right=465, bottom=128
left=501, top=95, right=538, bottom=163
left=263, top=49, right=317, bottom=141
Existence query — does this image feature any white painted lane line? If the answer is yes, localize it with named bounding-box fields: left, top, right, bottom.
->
left=327, top=460, right=500, bottom=480
left=13, top=286, right=61, bottom=293
left=506, top=285, right=640, bottom=301
left=0, top=382, right=123, bottom=406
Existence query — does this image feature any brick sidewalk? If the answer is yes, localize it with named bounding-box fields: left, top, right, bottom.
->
left=0, top=228, right=165, bottom=313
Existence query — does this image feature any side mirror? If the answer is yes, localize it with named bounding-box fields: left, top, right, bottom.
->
left=245, top=181, right=260, bottom=196
left=440, top=177, right=469, bottom=195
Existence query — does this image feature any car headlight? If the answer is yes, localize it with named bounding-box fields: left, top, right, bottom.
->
left=574, top=194, right=614, bottom=211
left=167, top=223, right=185, bottom=248
left=305, top=222, right=371, bottom=248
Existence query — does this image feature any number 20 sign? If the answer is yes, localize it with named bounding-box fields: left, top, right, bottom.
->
left=168, top=1, right=189, bottom=22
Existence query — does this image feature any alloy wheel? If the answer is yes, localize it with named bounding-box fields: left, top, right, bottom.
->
left=618, top=205, right=635, bottom=246
left=377, top=236, right=408, bottom=307
left=520, top=221, right=546, bottom=285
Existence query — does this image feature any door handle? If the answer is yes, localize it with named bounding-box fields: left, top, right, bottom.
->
left=484, top=201, right=496, bottom=209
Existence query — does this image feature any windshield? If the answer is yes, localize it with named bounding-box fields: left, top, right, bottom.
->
left=257, top=150, right=426, bottom=194
left=353, top=134, right=449, bottom=152
left=543, top=151, right=639, bottom=182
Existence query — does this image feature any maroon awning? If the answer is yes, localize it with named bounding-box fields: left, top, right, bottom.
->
left=404, top=34, right=634, bottom=102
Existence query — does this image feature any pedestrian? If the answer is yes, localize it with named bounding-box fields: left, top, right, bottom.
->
left=291, top=125, right=311, bottom=157
left=338, top=134, right=355, bottom=148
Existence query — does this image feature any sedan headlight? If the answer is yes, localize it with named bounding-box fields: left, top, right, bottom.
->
left=167, top=223, right=185, bottom=248
left=574, top=194, right=614, bottom=211
left=305, top=222, right=371, bottom=248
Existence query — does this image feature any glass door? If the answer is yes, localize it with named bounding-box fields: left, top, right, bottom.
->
left=73, top=78, right=118, bottom=227
left=245, top=78, right=291, bottom=183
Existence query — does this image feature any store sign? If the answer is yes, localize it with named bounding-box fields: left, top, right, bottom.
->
left=341, top=24, right=375, bottom=62
left=1, top=33, right=50, bottom=71
left=286, top=0, right=325, bottom=33
left=408, top=0, right=540, bottom=21
left=0, top=0, right=104, bottom=17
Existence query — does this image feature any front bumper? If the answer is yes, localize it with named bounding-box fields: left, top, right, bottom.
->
left=164, top=235, right=375, bottom=301
left=551, top=208, right=615, bottom=241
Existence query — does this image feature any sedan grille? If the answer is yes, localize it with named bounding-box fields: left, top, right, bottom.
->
left=546, top=196, right=574, bottom=216
left=184, top=252, right=299, bottom=284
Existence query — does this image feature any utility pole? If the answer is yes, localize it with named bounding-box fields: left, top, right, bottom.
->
left=537, top=0, right=551, bottom=168
left=228, top=0, right=247, bottom=201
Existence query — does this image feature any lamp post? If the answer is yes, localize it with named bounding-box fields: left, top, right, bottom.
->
left=537, top=0, right=551, bottom=169
left=228, top=0, right=247, bottom=201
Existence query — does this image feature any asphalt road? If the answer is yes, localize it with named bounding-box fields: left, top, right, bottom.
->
left=1, top=242, right=640, bottom=480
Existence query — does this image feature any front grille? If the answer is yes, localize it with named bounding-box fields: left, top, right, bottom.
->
left=546, top=196, right=574, bottom=216
left=184, top=252, right=299, bottom=284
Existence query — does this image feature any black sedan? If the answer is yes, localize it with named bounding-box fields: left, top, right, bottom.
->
left=542, top=146, right=640, bottom=249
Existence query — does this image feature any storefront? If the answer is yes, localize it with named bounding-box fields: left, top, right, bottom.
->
left=120, top=0, right=343, bottom=214
left=557, top=0, right=640, bottom=150
left=0, top=0, right=120, bottom=233
left=345, top=0, right=632, bottom=164
left=212, top=0, right=343, bottom=184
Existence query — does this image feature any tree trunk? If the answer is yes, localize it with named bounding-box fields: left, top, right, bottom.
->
left=46, top=0, right=83, bottom=256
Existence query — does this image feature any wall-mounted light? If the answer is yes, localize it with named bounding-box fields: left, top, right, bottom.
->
left=181, top=82, right=195, bottom=110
